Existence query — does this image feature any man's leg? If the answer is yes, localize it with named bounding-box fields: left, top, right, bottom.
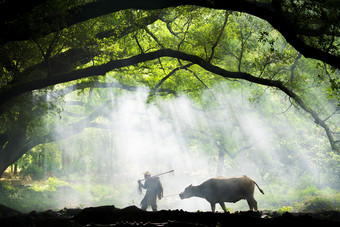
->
left=151, top=198, right=157, bottom=211
left=141, top=197, right=148, bottom=211
left=151, top=204, right=157, bottom=212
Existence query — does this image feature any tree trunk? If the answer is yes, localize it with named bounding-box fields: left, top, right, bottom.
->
left=61, top=145, right=70, bottom=180
left=216, top=149, right=225, bottom=176
left=0, top=129, right=27, bottom=178
left=14, top=163, right=17, bottom=175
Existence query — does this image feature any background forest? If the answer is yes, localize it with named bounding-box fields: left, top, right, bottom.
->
left=0, top=1, right=339, bottom=213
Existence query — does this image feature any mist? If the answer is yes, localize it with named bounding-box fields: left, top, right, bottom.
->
left=49, top=78, right=339, bottom=212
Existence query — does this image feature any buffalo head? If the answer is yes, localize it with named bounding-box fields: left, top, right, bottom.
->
left=179, top=184, right=194, bottom=199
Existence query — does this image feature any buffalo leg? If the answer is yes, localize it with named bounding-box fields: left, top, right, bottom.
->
left=219, top=202, right=228, bottom=213
left=210, top=202, right=216, bottom=212
left=246, top=196, right=258, bottom=211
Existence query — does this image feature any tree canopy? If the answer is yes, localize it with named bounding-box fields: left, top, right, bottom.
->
left=0, top=0, right=339, bottom=179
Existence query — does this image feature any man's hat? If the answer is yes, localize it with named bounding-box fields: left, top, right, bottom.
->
left=144, top=171, right=151, bottom=176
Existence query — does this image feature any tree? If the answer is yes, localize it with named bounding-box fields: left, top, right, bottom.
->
left=0, top=1, right=339, bottom=178
left=1, top=0, right=339, bottom=68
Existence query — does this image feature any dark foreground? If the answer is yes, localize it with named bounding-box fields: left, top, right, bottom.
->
left=1, top=204, right=340, bottom=227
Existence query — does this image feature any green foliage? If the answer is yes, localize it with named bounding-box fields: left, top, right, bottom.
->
left=0, top=178, right=132, bottom=212
left=295, top=196, right=335, bottom=212
left=17, top=144, right=62, bottom=181
left=20, top=164, right=44, bottom=181
left=75, top=184, right=121, bottom=205
left=277, top=206, right=293, bottom=214
left=0, top=181, right=55, bottom=212
left=297, top=185, right=320, bottom=198
left=45, top=177, right=69, bottom=191
left=0, top=4, right=339, bottom=214
left=2, top=177, right=339, bottom=213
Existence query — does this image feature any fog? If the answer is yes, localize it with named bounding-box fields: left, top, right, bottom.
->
left=50, top=78, right=338, bottom=212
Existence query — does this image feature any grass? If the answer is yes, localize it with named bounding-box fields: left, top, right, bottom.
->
left=0, top=177, right=339, bottom=213
left=0, top=178, right=124, bottom=212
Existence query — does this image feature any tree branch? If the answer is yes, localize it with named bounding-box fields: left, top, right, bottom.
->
left=0, top=48, right=337, bottom=151
left=208, top=10, right=230, bottom=62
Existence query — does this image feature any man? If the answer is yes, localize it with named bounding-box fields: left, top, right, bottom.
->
left=138, top=171, right=163, bottom=211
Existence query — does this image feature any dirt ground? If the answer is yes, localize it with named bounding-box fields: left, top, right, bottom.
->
left=1, top=204, right=340, bottom=226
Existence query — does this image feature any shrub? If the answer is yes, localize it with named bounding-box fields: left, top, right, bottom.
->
left=277, top=206, right=293, bottom=214
left=46, top=177, right=69, bottom=191
left=20, top=164, right=44, bottom=181
left=297, top=185, right=320, bottom=198
left=296, top=196, right=334, bottom=211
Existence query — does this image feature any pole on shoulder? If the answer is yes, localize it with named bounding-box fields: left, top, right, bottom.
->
left=139, top=169, right=174, bottom=181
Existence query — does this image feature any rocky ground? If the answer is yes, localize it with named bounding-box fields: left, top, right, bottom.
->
left=0, top=204, right=340, bottom=226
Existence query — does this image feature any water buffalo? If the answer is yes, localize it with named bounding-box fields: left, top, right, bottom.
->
left=179, top=175, right=264, bottom=212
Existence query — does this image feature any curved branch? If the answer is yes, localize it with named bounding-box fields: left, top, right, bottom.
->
left=0, top=48, right=337, bottom=151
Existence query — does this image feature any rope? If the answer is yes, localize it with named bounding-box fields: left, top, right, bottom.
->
left=162, top=193, right=179, bottom=198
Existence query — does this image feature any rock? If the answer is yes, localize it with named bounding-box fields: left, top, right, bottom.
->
left=1, top=205, right=340, bottom=226
left=0, top=204, right=22, bottom=218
